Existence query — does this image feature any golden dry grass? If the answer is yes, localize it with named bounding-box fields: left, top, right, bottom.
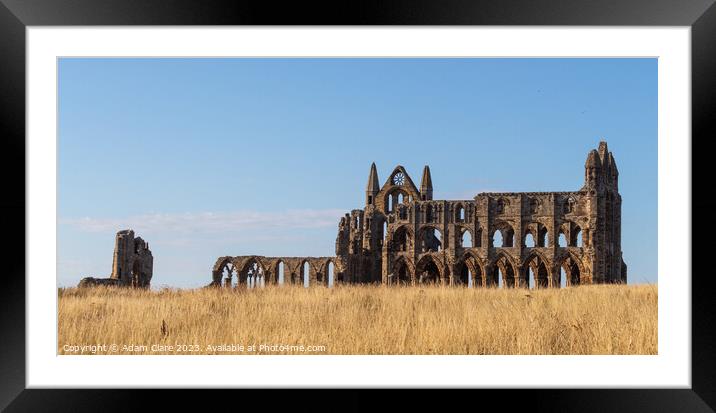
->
left=58, top=284, right=657, bottom=355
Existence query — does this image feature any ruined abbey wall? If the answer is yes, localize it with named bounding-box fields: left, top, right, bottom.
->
left=212, top=142, right=626, bottom=288
left=79, top=229, right=153, bottom=288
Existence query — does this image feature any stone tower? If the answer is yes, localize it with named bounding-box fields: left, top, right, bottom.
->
left=78, top=229, right=154, bottom=288
left=110, top=229, right=154, bottom=288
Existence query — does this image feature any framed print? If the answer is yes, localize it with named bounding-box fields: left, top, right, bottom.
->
left=1, top=0, right=714, bottom=411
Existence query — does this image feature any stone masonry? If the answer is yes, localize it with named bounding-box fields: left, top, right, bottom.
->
left=212, top=141, right=626, bottom=288
left=78, top=229, right=153, bottom=288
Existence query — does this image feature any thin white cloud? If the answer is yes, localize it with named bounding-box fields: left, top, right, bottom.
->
left=60, top=209, right=346, bottom=235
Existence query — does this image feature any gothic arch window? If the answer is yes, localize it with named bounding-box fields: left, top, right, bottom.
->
left=327, top=261, right=335, bottom=287
left=496, top=198, right=509, bottom=215
left=558, top=229, right=568, bottom=247
left=493, top=229, right=503, bottom=248
left=276, top=261, right=285, bottom=285
left=301, top=261, right=311, bottom=288
left=496, top=199, right=504, bottom=214
left=524, top=230, right=536, bottom=247
left=524, top=254, right=549, bottom=289
left=529, top=198, right=540, bottom=214
left=393, top=226, right=412, bottom=252
left=538, top=227, right=549, bottom=247
left=564, top=197, right=576, bottom=214
left=240, top=259, right=265, bottom=289
left=460, top=229, right=473, bottom=248
left=492, top=223, right=514, bottom=248
left=420, top=227, right=442, bottom=252
left=455, top=204, right=465, bottom=222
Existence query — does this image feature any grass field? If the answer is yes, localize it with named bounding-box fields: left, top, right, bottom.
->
left=58, top=284, right=657, bottom=355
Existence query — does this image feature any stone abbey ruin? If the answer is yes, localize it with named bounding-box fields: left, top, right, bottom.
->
left=210, top=141, right=626, bottom=289
left=78, top=229, right=153, bottom=288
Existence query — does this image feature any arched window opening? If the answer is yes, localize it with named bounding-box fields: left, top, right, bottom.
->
left=528, top=268, right=535, bottom=289
left=492, top=256, right=516, bottom=288
left=569, top=260, right=581, bottom=286
left=426, top=205, right=433, bottom=223
left=525, top=257, right=549, bottom=289
left=242, top=260, right=264, bottom=289
left=421, top=227, right=442, bottom=252
left=572, top=227, right=583, bottom=247
left=525, top=232, right=536, bottom=248
left=496, top=199, right=506, bottom=214
left=564, top=198, right=576, bottom=214
left=394, top=260, right=411, bottom=285
left=539, top=228, right=549, bottom=247
left=382, top=221, right=388, bottom=243
left=560, top=256, right=581, bottom=287
left=560, top=267, right=567, bottom=288
left=461, top=230, right=473, bottom=248
left=388, top=195, right=393, bottom=212
left=277, top=262, right=285, bottom=285
left=302, top=262, right=311, bottom=288
left=456, top=205, right=465, bottom=222
left=558, top=231, right=568, bottom=247
left=222, top=263, right=235, bottom=287
left=474, top=264, right=484, bottom=288
left=493, top=230, right=503, bottom=248
left=327, top=261, right=335, bottom=288
left=417, top=259, right=440, bottom=285
left=529, top=198, right=540, bottom=214
left=457, top=261, right=470, bottom=286
left=397, top=193, right=404, bottom=205
left=394, top=227, right=410, bottom=252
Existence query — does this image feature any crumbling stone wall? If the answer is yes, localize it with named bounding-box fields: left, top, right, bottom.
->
left=209, top=255, right=340, bottom=287
left=213, top=142, right=626, bottom=288
left=78, top=229, right=153, bottom=288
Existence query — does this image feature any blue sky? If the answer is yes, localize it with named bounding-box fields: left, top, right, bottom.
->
left=58, top=58, right=657, bottom=288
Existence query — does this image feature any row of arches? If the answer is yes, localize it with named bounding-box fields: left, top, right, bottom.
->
left=387, top=223, right=585, bottom=253
left=386, top=189, right=412, bottom=213
left=389, top=252, right=585, bottom=288
left=213, top=256, right=340, bottom=288
left=387, top=200, right=473, bottom=224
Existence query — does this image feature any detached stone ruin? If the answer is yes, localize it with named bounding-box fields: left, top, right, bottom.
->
left=78, top=229, right=153, bottom=288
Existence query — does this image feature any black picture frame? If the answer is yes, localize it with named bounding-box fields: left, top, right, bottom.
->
left=1, top=0, right=713, bottom=411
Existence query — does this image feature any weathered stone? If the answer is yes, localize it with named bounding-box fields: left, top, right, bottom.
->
left=77, top=229, right=154, bottom=288
left=77, top=277, right=123, bottom=288
left=212, top=142, right=626, bottom=288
